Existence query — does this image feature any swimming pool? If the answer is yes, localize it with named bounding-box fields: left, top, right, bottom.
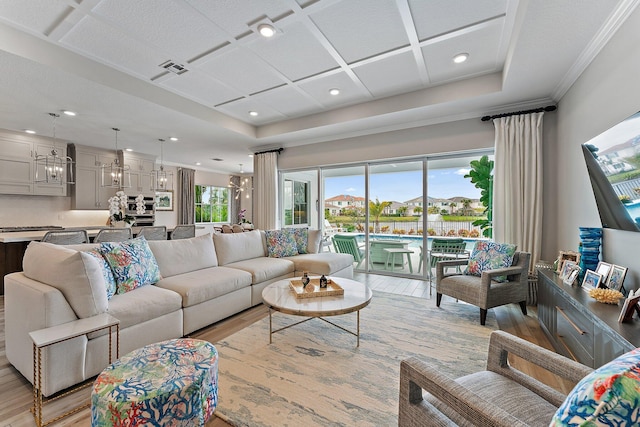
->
left=352, top=233, right=485, bottom=251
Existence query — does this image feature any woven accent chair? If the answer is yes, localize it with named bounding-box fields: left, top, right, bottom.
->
left=436, top=251, right=530, bottom=325
left=41, top=229, right=89, bottom=244
left=94, top=228, right=132, bottom=242
left=399, top=330, right=593, bottom=427
left=331, top=234, right=365, bottom=268
left=137, top=226, right=167, bottom=240
left=170, top=224, right=196, bottom=240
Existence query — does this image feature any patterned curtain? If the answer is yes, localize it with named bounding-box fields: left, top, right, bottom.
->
left=229, top=175, right=241, bottom=224
left=177, top=167, right=195, bottom=224
left=253, top=152, right=278, bottom=230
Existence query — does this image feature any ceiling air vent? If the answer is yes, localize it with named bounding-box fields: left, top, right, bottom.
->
left=159, top=60, right=189, bottom=75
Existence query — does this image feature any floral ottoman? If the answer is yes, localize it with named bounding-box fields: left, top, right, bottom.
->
left=91, top=338, right=218, bottom=426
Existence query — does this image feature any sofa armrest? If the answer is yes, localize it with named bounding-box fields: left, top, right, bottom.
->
left=486, top=331, right=592, bottom=406
left=399, top=357, right=529, bottom=427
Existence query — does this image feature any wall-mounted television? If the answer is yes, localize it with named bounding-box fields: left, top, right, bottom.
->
left=582, top=111, right=640, bottom=232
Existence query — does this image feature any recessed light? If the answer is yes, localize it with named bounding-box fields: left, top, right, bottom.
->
left=125, top=148, right=133, bottom=152
left=329, top=88, right=340, bottom=96
left=63, top=110, right=76, bottom=116
left=257, top=23, right=276, bottom=38
left=453, top=53, right=469, bottom=64
left=248, top=154, right=253, bottom=158
left=195, top=162, right=201, bottom=166
left=170, top=137, right=178, bottom=141
left=25, top=129, right=36, bottom=134
left=249, top=111, right=259, bottom=117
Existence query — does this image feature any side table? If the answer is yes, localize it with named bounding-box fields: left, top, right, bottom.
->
left=29, top=313, right=120, bottom=427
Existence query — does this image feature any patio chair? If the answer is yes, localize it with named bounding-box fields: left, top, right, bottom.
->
left=424, top=238, right=468, bottom=279
left=41, top=229, right=89, bottom=244
left=137, top=226, right=167, bottom=240
left=94, top=228, right=132, bottom=242
left=331, top=234, right=365, bottom=268
left=170, top=224, right=196, bottom=240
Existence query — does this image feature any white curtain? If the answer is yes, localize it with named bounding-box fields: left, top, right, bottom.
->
left=253, top=152, right=278, bottom=230
left=493, top=112, right=544, bottom=273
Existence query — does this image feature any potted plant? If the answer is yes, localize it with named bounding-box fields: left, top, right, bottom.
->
left=108, top=191, right=136, bottom=227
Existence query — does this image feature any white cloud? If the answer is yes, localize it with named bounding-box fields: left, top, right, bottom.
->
left=455, top=168, right=470, bottom=176
left=345, top=187, right=356, bottom=192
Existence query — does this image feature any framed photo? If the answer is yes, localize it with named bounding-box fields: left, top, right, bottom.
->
left=155, top=190, right=173, bottom=211
left=559, top=260, right=578, bottom=279
left=581, top=269, right=602, bottom=292
left=595, top=262, right=613, bottom=285
left=556, top=251, right=581, bottom=273
left=607, top=264, right=628, bottom=292
left=564, top=267, right=581, bottom=286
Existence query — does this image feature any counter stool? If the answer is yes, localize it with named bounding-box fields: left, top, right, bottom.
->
left=91, top=338, right=218, bottom=426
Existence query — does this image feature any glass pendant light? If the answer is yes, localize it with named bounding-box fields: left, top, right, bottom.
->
left=34, top=113, right=75, bottom=185
left=101, top=127, right=131, bottom=188
left=152, top=138, right=173, bottom=191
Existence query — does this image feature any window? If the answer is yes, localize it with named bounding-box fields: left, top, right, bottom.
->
left=195, top=185, right=229, bottom=223
left=283, top=179, right=309, bottom=226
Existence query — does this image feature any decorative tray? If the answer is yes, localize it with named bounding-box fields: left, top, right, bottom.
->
left=289, top=278, right=344, bottom=299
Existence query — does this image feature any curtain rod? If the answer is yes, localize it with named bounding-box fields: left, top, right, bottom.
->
left=254, top=147, right=283, bottom=155
left=481, top=105, right=556, bottom=122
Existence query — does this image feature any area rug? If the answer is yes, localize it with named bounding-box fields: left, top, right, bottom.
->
left=213, top=291, right=497, bottom=426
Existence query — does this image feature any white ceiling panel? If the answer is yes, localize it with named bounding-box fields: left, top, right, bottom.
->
left=310, top=0, right=410, bottom=63
left=409, top=0, right=508, bottom=41
left=0, top=0, right=69, bottom=35
left=92, top=0, right=229, bottom=62
left=216, top=97, right=286, bottom=125
left=422, top=19, right=504, bottom=84
left=353, top=51, right=423, bottom=98
left=298, top=72, right=368, bottom=108
left=250, top=85, right=321, bottom=118
left=247, top=21, right=340, bottom=82
left=198, top=46, right=287, bottom=95
left=59, top=16, right=166, bottom=79
left=159, top=71, right=243, bottom=107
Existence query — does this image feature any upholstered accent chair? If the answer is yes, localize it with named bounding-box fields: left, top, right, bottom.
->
left=436, top=251, right=530, bottom=325
left=94, top=228, right=132, bottom=242
left=41, top=229, right=89, bottom=244
left=137, top=226, right=167, bottom=240
left=398, top=330, right=593, bottom=426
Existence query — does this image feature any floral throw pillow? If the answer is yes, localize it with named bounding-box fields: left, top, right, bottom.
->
left=265, top=229, right=298, bottom=258
left=85, top=249, right=117, bottom=299
left=550, top=348, right=640, bottom=426
left=100, top=236, right=161, bottom=294
left=291, top=228, right=309, bottom=254
left=463, top=241, right=516, bottom=283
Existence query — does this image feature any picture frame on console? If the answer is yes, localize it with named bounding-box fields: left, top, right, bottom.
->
left=607, top=265, right=628, bottom=292
left=559, top=260, right=578, bottom=280
left=556, top=251, right=581, bottom=273
left=581, top=269, right=602, bottom=292
left=595, top=262, right=613, bottom=286
left=155, top=190, right=173, bottom=211
left=564, top=267, right=581, bottom=286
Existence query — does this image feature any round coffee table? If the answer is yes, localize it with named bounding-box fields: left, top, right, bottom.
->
left=262, top=277, right=372, bottom=346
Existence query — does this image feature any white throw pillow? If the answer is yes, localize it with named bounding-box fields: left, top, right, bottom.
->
left=22, top=241, right=109, bottom=318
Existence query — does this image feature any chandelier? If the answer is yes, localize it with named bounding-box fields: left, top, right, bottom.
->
left=152, top=138, right=173, bottom=191
left=34, top=113, right=75, bottom=185
left=101, top=127, right=131, bottom=188
left=228, top=164, right=253, bottom=200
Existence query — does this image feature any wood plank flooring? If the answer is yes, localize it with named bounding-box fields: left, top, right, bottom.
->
left=0, top=273, right=575, bottom=426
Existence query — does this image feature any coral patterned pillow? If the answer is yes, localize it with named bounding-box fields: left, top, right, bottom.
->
left=265, top=229, right=298, bottom=258
left=85, top=249, right=117, bottom=299
left=100, top=236, right=161, bottom=294
left=464, top=241, right=516, bottom=282
left=550, top=348, right=640, bottom=426
left=291, top=228, right=309, bottom=254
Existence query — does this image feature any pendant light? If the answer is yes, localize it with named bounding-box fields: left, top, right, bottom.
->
left=101, top=127, right=131, bottom=188
left=152, top=138, right=173, bottom=191
left=34, top=113, right=75, bottom=185
left=228, top=164, right=253, bottom=199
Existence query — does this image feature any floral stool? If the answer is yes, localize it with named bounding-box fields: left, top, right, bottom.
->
left=91, top=338, right=218, bottom=426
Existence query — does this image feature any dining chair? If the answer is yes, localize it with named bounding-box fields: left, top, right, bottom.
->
left=221, top=224, right=234, bottom=233
left=41, top=229, right=89, bottom=244
left=231, top=224, right=244, bottom=233
left=137, top=226, right=167, bottom=240
left=94, top=228, right=132, bottom=243
left=170, top=224, right=196, bottom=240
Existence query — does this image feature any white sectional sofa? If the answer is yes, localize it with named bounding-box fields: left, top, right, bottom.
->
left=4, top=229, right=353, bottom=396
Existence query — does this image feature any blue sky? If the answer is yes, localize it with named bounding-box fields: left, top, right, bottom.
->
left=324, top=167, right=481, bottom=202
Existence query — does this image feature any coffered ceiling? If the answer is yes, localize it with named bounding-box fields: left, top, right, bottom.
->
left=0, top=0, right=636, bottom=173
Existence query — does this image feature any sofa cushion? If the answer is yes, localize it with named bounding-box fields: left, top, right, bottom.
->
left=286, top=253, right=354, bottom=275
left=550, top=347, right=640, bottom=426
left=307, top=229, right=322, bottom=254
left=107, top=284, right=182, bottom=330
left=148, top=234, right=218, bottom=278
left=265, top=229, right=299, bottom=258
left=225, top=257, right=294, bottom=284
left=290, top=228, right=309, bottom=254
left=155, top=266, right=252, bottom=307
left=464, top=241, right=516, bottom=282
left=85, top=249, right=117, bottom=299
left=212, top=230, right=265, bottom=265
left=22, top=241, right=108, bottom=318
left=100, top=237, right=162, bottom=294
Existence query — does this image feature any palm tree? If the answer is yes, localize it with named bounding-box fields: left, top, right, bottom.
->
left=461, top=198, right=472, bottom=216
left=414, top=206, right=423, bottom=215
left=397, top=206, right=408, bottom=217
left=448, top=202, right=457, bottom=215
left=369, top=198, right=391, bottom=233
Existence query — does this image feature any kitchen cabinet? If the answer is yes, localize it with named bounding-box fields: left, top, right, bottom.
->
left=123, top=152, right=155, bottom=197
left=70, top=144, right=118, bottom=209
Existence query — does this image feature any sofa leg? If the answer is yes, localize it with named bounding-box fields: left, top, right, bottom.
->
left=436, top=293, right=442, bottom=307
left=480, top=309, right=487, bottom=325
left=519, top=301, right=528, bottom=316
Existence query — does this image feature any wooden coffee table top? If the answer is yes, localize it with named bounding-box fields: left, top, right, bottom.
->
left=262, top=277, right=372, bottom=317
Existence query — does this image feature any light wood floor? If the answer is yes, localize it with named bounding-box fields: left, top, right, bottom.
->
left=0, top=273, right=575, bottom=426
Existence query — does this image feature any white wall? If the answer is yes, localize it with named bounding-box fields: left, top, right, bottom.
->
left=554, top=5, right=640, bottom=290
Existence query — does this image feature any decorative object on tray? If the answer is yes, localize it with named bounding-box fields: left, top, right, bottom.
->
left=618, top=289, right=640, bottom=323
left=289, top=277, right=344, bottom=298
left=319, top=274, right=328, bottom=289
left=588, top=288, right=624, bottom=304
left=581, top=269, right=602, bottom=292
left=108, top=191, right=136, bottom=227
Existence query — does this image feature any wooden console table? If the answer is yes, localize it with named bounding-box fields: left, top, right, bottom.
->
left=537, top=268, right=640, bottom=368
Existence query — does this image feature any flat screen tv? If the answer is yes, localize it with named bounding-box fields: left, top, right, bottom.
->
left=582, top=111, right=640, bottom=232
